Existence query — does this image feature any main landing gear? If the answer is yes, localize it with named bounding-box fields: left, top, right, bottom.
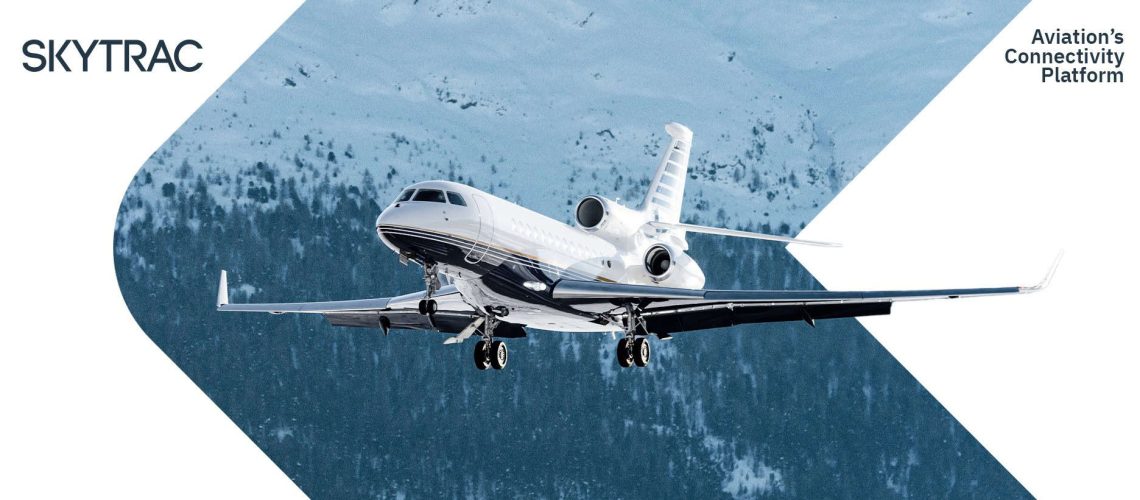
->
left=473, top=315, right=508, bottom=370
left=617, top=337, right=651, bottom=368
left=412, top=260, right=510, bottom=371
left=615, top=304, right=652, bottom=369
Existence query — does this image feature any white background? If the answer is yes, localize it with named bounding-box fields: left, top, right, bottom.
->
left=0, top=0, right=1135, bottom=498
left=792, top=0, right=1139, bottom=498
left=0, top=1, right=305, bottom=497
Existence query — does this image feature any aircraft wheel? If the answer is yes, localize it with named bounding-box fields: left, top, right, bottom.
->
left=418, top=299, right=438, bottom=315
left=473, top=340, right=490, bottom=370
left=633, top=338, right=651, bottom=367
left=616, top=338, right=633, bottom=368
left=490, top=341, right=508, bottom=370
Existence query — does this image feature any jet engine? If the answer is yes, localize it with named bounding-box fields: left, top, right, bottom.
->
left=639, top=243, right=705, bottom=287
left=643, top=244, right=674, bottom=279
left=574, top=195, right=645, bottom=242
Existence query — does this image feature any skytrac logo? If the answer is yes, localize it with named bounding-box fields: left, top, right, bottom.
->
left=22, top=39, right=202, bottom=72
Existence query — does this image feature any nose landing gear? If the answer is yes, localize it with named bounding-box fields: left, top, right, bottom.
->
left=417, top=260, right=442, bottom=316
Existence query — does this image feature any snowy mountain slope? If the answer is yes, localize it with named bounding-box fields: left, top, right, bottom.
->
left=120, top=0, right=1025, bottom=236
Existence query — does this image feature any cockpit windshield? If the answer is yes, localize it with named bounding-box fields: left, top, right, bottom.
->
left=446, top=191, right=467, bottom=206
left=411, top=189, right=446, bottom=203
left=395, top=189, right=415, bottom=203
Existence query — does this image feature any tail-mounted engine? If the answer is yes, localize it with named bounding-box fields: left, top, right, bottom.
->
left=639, top=243, right=704, bottom=287
left=575, top=195, right=645, bottom=242
left=643, top=244, right=673, bottom=279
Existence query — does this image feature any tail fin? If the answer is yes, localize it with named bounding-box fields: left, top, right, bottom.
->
left=642, top=122, right=692, bottom=224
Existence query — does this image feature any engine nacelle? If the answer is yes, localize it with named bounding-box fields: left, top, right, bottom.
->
left=639, top=243, right=705, bottom=288
left=575, top=196, right=646, bottom=243
left=643, top=244, right=674, bottom=279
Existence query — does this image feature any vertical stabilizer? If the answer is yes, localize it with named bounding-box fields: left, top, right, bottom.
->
left=642, top=122, right=692, bottom=223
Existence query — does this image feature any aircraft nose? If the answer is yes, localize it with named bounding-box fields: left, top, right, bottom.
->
left=376, top=206, right=396, bottom=228
left=375, top=206, right=403, bottom=253
left=375, top=203, right=409, bottom=228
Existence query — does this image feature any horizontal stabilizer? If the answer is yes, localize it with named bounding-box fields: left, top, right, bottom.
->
left=647, top=221, right=841, bottom=247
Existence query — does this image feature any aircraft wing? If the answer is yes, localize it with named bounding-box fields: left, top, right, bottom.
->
left=215, top=270, right=486, bottom=334
left=552, top=257, right=1059, bottom=335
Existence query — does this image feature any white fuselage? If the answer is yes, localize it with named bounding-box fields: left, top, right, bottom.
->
left=374, top=181, right=705, bottom=332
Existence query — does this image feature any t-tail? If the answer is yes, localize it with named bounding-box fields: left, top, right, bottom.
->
left=642, top=122, right=693, bottom=224
left=640, top=122, right=839, bottom=248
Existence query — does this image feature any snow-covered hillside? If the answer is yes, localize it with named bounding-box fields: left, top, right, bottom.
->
left=121, top=0, right=1024, bottom=236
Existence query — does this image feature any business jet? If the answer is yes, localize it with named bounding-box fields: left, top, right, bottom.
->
left=218, top=122, right=1056, bottom=370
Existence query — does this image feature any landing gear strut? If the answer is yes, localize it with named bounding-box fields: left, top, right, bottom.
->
left=615, top=304, right=652, bottom=369
left=417, top=260, right=442, bottom=316
left=473, top=315, right=508, bottom=370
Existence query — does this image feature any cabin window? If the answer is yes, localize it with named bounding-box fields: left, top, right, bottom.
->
left=395, top=189, right=416, bottom=202
left=412, top=189, right=446, bottom=203
left=446, top=191, right=467, bottom=206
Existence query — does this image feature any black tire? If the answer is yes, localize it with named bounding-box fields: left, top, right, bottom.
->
left=473, top=340, right=489, bottom=370
left=633, top=338, right=651, bottom=367
left=490, top=341, right=508, bottom=370
left=417, top=300, right=427, bottom=315
left=425, top=299, right=438, bottom=315
left=616, top=338, right=632, bottom=368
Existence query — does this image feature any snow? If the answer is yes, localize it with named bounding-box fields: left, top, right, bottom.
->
left=272, top=426, right=294, bottom=443
left=119, top=0, right=1025, bottom=239
left=722, top=454, right=786, bottom=498
left=234, top=283, right=257, bottom=298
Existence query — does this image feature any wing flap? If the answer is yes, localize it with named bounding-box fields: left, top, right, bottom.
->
left=645, top=302, right=893, bottom=334
left=323, top=310, right=477, bottom=332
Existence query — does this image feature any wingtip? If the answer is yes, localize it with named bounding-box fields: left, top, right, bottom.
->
left=217, top=270, right=229, bottom=308
left=1021, top=251, right=1063, bottom=293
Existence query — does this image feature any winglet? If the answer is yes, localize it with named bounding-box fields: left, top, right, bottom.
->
left=1020, top=251, right=1063, bottom=293
left=217, top=270, right=229, bottom=308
